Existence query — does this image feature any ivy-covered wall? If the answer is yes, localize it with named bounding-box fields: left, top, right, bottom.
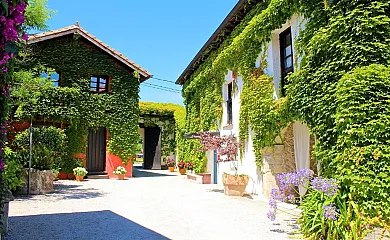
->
left=179, top=0, right=293, bottom=169
left=179, top=0, right=390, bottom=223
left=139, top=102, right=185, bottom=159
left=13, top=35, right=141, bottom=164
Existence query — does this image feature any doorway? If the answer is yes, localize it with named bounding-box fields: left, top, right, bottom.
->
left=86, top=127, right=106, bottom=173
left=143, top=127, right=162, bottom=170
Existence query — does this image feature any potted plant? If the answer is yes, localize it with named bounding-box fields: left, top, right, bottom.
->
left=58, top=170, right=68, bottom=180
left=197, top=132, right=248, bottom=196
left=186, top=162, right=194, bottom=174
left=113, top=166, right=127, bottom=180
left=73, top=167, right=88, bottom=181
left=166, top=158, right=175, bottom=172
left=177, top=161, right=186, bottom=175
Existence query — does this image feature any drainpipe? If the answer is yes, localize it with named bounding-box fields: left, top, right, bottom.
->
left=28, top=118, right=32, bottom=195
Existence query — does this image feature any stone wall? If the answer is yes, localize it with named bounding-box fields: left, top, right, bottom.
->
left=18, top=169, right=54, bottom=195
left=261, top=124, right=296, bottom=198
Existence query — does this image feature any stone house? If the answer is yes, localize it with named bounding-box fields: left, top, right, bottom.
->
left=14, top=23, right=152, bottom=178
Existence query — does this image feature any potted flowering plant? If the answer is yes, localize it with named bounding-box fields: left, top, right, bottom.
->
left=166, top=158, right=175, bottom=172
left=186, top=162, right=194, bottom=173
left=197, top=132, right=247, bottom=196
left=177, top=161, right=186, bottom=175
left=73, top=167, right=88, bottom=182
left=113, top=166, right=127, bottom=180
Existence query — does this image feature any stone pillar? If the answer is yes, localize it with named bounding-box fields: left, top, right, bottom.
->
left=262, top=125, right=296, bottom=198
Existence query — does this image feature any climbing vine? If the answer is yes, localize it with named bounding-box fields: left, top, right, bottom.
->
left=238, top=69, right=289, bottom=167
left=180, top=0, right=390, bottom=234
left=139, top=102, right=185, bottom=158
left=180, top=0, right=296, bottom=168
left=287, top=0, right=390, bottom=221
left=12, top=37, right=141, bottom=164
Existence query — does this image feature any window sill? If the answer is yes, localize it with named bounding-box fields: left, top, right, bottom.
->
left=223, top=124, right=233, bottom=129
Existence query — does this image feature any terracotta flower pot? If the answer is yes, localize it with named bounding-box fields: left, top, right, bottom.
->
left=68, top=173, right=75, bottom=180
left=75, top=175, right=84, bottom=182
left=117, top=174, right=125, bottom=180
left=168, top=166, right=175, bottom=172
left=58, top=172, right=68, bottom=180
left=179, top=168, right=186, bottom=175
left=222, top=173, right=249, bottom=197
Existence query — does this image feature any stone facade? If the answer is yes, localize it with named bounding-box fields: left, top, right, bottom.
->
left=18, top=169, right=54, bottom=195
left=261, top=125, right=297, bottom=198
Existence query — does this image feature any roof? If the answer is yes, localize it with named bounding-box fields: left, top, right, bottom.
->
left=176, top=0, right=260, bottom=85
left=28, top=23, right=152, bottom=81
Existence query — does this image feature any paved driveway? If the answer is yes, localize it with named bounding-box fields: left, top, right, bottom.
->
left=6, top=167, right=299, bottom=240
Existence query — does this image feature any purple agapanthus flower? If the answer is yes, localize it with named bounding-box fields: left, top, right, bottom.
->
left=311, top=177, right=339, bottom=197
left=267, top=210, right=276, bottom=221
left=323, top=204, right=339, bottom=220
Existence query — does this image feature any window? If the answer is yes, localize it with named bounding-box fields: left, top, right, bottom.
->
left=226, top=82, right=233, bottom=125
left=279, top=28, right=293, bottom=96
left=90, top=75, right=108, bottom=93
left=40, top=71, right=61, bottom=87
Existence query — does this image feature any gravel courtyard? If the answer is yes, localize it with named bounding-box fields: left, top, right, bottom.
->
left=6, top=167, right=300, bottom=240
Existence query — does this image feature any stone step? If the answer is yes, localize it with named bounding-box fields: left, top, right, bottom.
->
left=86, top=174, right=109, bottom=179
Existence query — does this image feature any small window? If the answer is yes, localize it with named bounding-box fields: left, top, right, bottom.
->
left=90, top=75, right=108, bottom=93
left=226, top=82, right=233, bottom=125
left=40, top=71, right=61, bottom=87
left=280, top=27, right=293, bottom=96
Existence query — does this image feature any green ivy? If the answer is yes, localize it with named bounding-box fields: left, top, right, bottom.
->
left=239, top=69, right=290, bottom=167
left=180, top=0, right=390, bottom=233
left=180, top=0, right=295, bottom=168
left=13, top=37, right=141, bottom=164
left=287, top=0, right=390, bottom=221
left=139, top=102, right=185, bottom=158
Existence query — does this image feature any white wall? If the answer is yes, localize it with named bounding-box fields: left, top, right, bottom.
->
left=216, top=14, right=305, bottom=196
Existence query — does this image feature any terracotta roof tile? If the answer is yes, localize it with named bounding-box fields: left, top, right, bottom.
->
left=28, top=24, right=152, bottom=80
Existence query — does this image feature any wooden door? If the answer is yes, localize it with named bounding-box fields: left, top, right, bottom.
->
left=143, top=127, right=161, bottom=170
left=87, top=127, right=106, bottom=173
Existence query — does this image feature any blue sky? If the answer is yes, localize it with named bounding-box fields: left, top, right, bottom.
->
left=45, top=0, right=238, bottom=105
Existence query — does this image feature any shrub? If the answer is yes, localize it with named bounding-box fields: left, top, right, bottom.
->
left=12, top=126, right=67, bottom=170
left=3, top=147, right=24, bottom=191
left=333, top=64, right=390, bottom=220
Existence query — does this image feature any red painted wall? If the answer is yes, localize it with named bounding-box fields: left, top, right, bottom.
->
left=9, top=123, right=134, bottom=178
left=106, top=153, right=133, bottom=178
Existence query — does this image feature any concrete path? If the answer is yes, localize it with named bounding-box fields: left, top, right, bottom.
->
left=5, top=167, right=300, bottom=240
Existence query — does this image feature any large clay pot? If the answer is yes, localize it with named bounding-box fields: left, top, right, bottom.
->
left=222, top=173, right=249, bottom=197
left=168, top=166, right=175, bottom=172
left=117, top=174, right=125, bottom=180
left=179, top=168, right=186, bottom=175
left=75, top=175, right=84, bottom=182
left=58, top=171, right=68, bottom=180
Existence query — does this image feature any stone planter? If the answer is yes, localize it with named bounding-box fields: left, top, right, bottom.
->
left=187, top=173, right=211, bottom=184
left=18, top=169, right=54, bottom=195
left=222, top=173, right=249, bottom=197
